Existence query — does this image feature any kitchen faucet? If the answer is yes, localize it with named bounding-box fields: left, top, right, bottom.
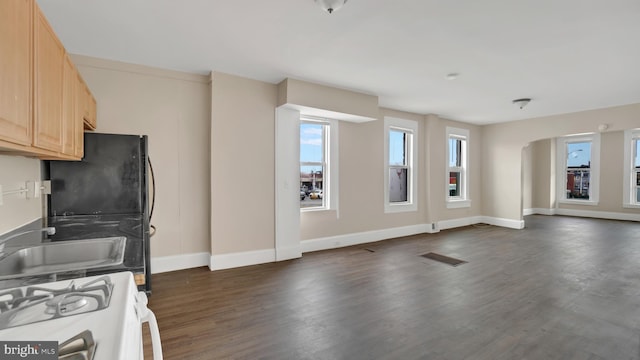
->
left=0, top=227, right=56, bottom=253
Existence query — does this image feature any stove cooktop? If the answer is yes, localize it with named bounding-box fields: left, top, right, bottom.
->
left=0, top=276, right=113, bottom=330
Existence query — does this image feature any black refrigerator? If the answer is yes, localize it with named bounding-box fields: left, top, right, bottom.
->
left=45, top=132, right=152, bottom=293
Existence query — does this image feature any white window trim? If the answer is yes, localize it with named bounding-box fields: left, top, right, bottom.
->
left=446, top=127, right=471, bottom=209
left=556, top=133, right=600, bottom=206
left=384, top=117, right=418, bottom=213
left=623, top=128, right=640, bottom=209
left=300, top=117, right=339, bottom=213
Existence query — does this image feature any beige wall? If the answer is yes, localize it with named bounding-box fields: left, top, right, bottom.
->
left=301, top=108, right=427, bottom=240
left=529, top=131, right=637, bottom=214
left=72, top=55, right=211, bottom=258
left=211, top=72, right=277, bottom=254
left=299, top=108, right=484, bottom=240
left=0, top=155, right=42, bottom=235
left=427, top=116, right=483, bottom=222
left=278, top=78, right=379, bottom=121
left=530, top=139, right=555, bottom=209
left=590, top=131, right=627, bottom=213
left=483, top=103, right=640, bottom=221
left=522, top=145, right=532, bottom=210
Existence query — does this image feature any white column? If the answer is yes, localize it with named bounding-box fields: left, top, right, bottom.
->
left=275, top=106, right=302, bottom=261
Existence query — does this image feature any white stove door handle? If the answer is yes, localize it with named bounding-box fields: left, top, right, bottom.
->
left=137, top=292, right=163, bottom=360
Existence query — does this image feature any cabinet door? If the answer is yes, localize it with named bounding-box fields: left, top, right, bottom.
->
left=74, top=73, right=84, bottom=158
left=33, top=4, right=64, bottom=152
left=0, top=0, right=32, bottom=146
left=79, top=78, right=97, bottom=130
left=62, top=54, right=80, bottom=157
left=87, top=92, right=97, bottom=129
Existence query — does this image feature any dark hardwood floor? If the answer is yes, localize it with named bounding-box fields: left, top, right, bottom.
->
left=143, top=215, right=640, bottom=359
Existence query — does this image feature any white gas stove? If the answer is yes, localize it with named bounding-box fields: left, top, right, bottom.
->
left=0, top=272, right=162, bottom=360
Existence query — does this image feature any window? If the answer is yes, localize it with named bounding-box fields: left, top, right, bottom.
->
left=446, top=127, right=470, bottom=208
left=300, top=118, right=337, bottom=211
left=623, top=129, right=640, bottom=208
left=300, top=120, right=327, bottom=209
left=384, top=117, right=417, bottom=213
left=556, top=134, right=600, bottom=205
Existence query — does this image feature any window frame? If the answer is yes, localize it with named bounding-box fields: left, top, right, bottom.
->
left=384, top=117, right=418, bottom=213
left=623, top=129, right=640, bottom=208
left=446, top=127, right=471, bottom=209
left=300, top=117, right=338, bottom=212
left=556, top=133, right=600, bottom=206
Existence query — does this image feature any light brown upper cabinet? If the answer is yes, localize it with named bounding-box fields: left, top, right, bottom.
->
left=73, top=73, right=85, bottom=158
left=0, top=0, right=95, bottom=160
left=62, top=54, right=83, bottom=158
left=0, top=0, right=33, bottom=147
left=33, top=4, right=64, bottom=153
left=79, top=77, right=97, bottom=130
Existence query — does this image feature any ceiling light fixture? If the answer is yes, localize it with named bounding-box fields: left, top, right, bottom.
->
left=446, top=73, right=459, bottom=80
left=314, top=0, right=348, bottom=14
left=512, top=98, right=531, bottom=109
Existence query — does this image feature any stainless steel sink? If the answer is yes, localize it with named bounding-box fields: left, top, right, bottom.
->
left=0, top=237, right=126, bottom=281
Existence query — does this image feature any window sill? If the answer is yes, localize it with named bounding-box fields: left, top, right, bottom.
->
left=558, top=199, right=599, bottom=206
left=384, top=203, right=417, bottom=214
left=446, top=199, right=471, bottom=209
left=301, top=207, right=331, bottom=213
left=623, top=203, right=640, bottom=209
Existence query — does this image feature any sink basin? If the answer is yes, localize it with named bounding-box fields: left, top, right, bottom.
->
left=0, top=237, right=126, bottom=281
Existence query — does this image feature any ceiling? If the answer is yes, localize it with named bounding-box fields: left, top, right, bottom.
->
left=37, top=0, right=640, bottom=124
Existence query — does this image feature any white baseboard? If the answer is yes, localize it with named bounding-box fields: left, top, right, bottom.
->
left=210, top=248, right=276, bottom=271
left=275, top=245, right=302, bottom=261
left=481, top=216, right=525, bottom=229
left=151, top=252, right=210, bottom=274
left=555, top=208, right=640, bottom=222
left=437, top=216, right=524, bottom=230
left=523, top=208, right=534, bottom=216
left=437, top=216, right=483, bottom=231
left=527, top=208, right=556, bottom=215
left=301, top=223, right=433, bottom=253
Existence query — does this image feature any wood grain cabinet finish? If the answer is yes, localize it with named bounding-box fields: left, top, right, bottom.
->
left=0, top=0, right=33, bottom=147
left=79, top=77, right=97, bottom=130
left=0, top=0, right=95, bottom=160
left=73, top=74, right=85, bottom=158
left=62, top=54, right=83, bottom=158
left=33, top=5, right=64, bottom=153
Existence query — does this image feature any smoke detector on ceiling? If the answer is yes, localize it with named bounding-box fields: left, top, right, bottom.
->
left=512, top=98, right=531, bottom=109
left=315, top=0, right=348, bottom=14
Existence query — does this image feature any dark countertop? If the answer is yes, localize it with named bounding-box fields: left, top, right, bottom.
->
left=0, top=215, right=148, bottom=290
left=47, top=214, right=146, bottom=274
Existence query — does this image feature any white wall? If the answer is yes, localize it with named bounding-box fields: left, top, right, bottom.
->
left=72, top=55, right=211, bottom=272
left=0, top=155, right=42, bottom=235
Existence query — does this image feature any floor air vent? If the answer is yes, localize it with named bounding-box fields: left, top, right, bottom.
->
left=420, top=252, right=467, bottom=266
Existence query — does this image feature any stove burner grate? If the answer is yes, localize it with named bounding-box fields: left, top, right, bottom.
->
left=0, top=276, right=113, bottom=330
